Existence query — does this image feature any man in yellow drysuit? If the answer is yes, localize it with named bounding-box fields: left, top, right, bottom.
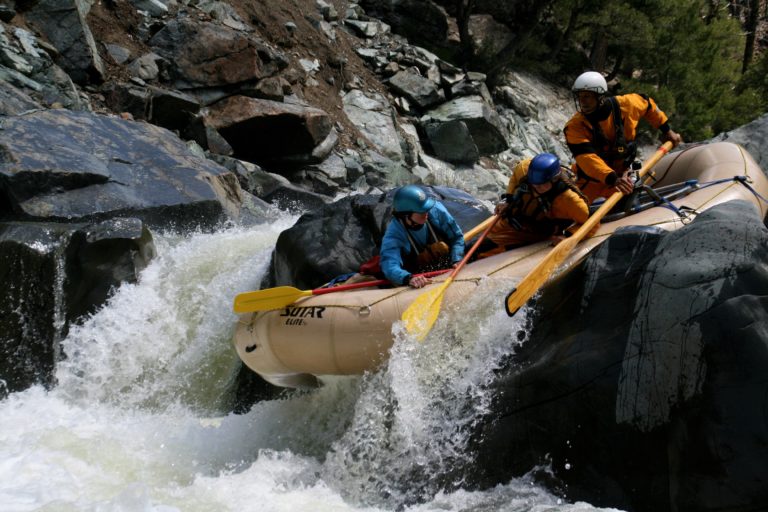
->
left=564, top=71, right=683, bottom=204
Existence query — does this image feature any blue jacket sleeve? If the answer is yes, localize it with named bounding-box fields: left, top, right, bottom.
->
left=380, top=219, right=412, bottom=285
left=430, top=202, right=465, bottom=263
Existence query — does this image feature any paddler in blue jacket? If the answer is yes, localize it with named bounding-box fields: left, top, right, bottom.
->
left=380, top=185, right=464, bottom=288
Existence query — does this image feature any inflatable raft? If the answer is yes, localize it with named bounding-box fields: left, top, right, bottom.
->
left=233, top=142, right=768, bottom=388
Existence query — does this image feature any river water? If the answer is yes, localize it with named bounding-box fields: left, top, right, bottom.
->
left=0, top=213, right=622, bottom=512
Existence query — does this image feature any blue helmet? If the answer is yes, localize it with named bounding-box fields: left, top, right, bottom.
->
left=528, top=153, right=561, bottom=185
left=393, top=185, right=435, bottom=213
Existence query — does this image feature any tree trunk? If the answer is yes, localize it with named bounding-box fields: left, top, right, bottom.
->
left=742, top=0, right=760, bottom=72
left=552, top=5, right=580, bottom=59
left=455, top=0, right=476, bottom=69
left=589, top=29, right=608, bottom=71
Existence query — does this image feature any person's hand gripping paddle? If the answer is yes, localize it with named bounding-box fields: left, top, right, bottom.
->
left=504, top=142, right=673, bottom=316
left=401, top=214, right=501, bottom=341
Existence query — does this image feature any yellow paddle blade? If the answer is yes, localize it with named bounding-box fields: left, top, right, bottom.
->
left=233, top=286, right=311, bottom=313
left=401, top=278, right=453, bottom=342
left=504, top=237, right=578, bottom=316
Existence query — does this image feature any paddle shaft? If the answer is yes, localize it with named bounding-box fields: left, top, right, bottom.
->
left=462, top=215, right=496, bottom=241
left=312, top=269, right=450, bottom=295
left=446, top=214, right=500, bottom=280
left=402, top=214, right=501, bottom=341
left=504, top=142, right=673, bottom=316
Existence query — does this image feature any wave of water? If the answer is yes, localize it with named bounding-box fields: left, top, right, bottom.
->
left=0, top=214, right=623, bottom=512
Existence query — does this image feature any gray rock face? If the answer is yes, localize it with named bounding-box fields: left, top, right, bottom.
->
left=711, top=113, right=768, bottom=167
left=343, top=89, right=405, bottom=161
left=0, top=24, right=85, bottom=110
left=0, top=109, right=244, bottom=231
left=25, top=0, right=105, bottom=84
left=471, top=200, right=768, bottom=512
left=420, top=95, right=508, bottom=162
left=387, top=69, right=445, bottom=109
left=0, top=79, right=41, bottom=115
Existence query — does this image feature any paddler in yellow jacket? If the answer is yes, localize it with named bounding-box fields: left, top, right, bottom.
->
left=479, top=153, right=591, bottom=257
left=564, top=71, right=683, bottom=204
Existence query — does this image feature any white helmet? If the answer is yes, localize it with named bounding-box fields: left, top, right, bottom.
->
left=572, top=71, right=608, bottom=95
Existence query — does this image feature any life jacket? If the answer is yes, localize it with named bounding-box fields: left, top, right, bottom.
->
left=505, top=173, right=586, bottom=235
left=359, top=218, right=451, bottom=278
left=401, top=219, right=451, bottom=271
left=577, top=96, right=638, bottom=183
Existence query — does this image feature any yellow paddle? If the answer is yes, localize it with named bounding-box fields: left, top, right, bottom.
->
left=233, top=215, right=497, bottom=314
left=233, top=269, right=451, bottom=313
left=402, top=214, right=501, bottom=341
left=504, top=141, right=674, bottom=316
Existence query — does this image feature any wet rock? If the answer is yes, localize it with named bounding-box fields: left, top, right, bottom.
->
left=63, top=217, right=155, bottom=321
left=0, top=217, right=155, bottom=394
left=0, top=109, right=247, bottom=231
left=0, top=222, right=62, bottom=394
left=472, top=200, right=768, bottom=512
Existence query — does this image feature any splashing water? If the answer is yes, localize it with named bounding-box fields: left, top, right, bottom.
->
left=321, top=279, right=533, bottom=508
left=0, top=214, right=624, bottom=512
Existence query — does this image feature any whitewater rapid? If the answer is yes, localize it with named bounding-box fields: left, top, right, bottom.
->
left=0, top=212, right=622, bottom=512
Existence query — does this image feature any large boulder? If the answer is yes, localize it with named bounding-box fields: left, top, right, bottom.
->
left=420, top=95, right=508, bottom=164
left=266, top=185, right=491, bottom=290
left=343, top=89, right=406, bottom=161
left=149, top=18, right=287, bottom=89
left=196, top=95, right=337, bottom=166
left=0, top=109, right=249, bottom=231
left=470, top=200, right=768, bottom=512
left=387, top=69, right=445, bottom=110
left=357, top=0, right=452, bottom=53
left=0, top=218, right=155, bottom=396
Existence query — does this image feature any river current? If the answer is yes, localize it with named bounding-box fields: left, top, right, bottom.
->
left=0, top=212, right=622, bottom=512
